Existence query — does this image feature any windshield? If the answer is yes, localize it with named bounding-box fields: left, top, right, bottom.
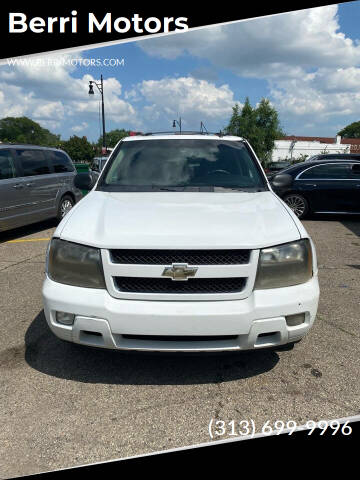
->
left=98, top=139, right=267, bottom=191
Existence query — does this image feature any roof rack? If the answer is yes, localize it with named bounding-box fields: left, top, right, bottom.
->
left=142, top=130, right=229, bottom=137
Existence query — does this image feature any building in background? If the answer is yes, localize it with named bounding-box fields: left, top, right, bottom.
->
left=271, top=135, right=360, bottom=162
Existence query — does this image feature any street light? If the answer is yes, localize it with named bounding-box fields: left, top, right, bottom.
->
left=200, top=122, right=208, bottom=134
left=89, top=74, right=106, bottom=154
left=173, top=117, right=182, bottom=133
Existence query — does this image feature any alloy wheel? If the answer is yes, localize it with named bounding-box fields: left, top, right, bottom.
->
left=60, top=199, right=73, bottom=218
left=284, top=195, right=306, bottom=218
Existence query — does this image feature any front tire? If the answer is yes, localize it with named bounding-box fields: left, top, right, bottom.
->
left=283, top=194, right=309, bottom=219
left=57, top=195, right=74, bottom=221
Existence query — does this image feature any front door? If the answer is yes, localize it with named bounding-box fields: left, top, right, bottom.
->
left=297, top=163, right=357, bottom=213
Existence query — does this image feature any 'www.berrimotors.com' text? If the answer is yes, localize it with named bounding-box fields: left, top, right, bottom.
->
left=6, top=57, right=125, bottom=67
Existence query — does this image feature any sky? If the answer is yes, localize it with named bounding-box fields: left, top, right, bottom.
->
left=1, top=2, right=360, bottom=142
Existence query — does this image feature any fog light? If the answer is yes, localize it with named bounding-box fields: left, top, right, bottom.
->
left=56, top=312, right=75, bottom=325
left=286, top=313, right=305, bottom=327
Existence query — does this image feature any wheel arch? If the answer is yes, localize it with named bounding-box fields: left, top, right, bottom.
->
left=281, top=188, right=312, bottom=204
left=59, top=191, right=76, bottom=204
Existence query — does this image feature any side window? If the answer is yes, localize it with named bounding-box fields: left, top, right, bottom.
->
left=46, top=150, right=74, bottom=173
left=0, top=150, right=16, bottom=180
left=299, top=163, right=352, bottom=180
left=350, top=163, right=360, bottom=178
left=16, top=149, right=51, bottom=176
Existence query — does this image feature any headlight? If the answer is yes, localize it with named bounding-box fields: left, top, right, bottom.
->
left=47, top=238, right=105, bottom=289
left=254, top=239, right=313, bottom=289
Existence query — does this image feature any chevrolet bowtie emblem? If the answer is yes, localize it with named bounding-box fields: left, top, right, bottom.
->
left=162, top=263, right=198, bottom=281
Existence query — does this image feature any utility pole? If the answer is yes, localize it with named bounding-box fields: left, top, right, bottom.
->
left=89, top=74, right=106, bottom=154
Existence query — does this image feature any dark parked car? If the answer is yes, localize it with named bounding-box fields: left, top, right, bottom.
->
left=0, top=144, right=82, bottom=232
left=265, top=161, right=291, bottom=176
left=270, top=159, right=360, bottom=218
left=305, top=153, right=360, bottom=162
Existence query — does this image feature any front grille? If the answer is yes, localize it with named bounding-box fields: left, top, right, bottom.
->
left=122, top=335, right=238, bottom=341
left=110, top=249, right=250, bottom=265
left=114, top=276, right=246, bottom=294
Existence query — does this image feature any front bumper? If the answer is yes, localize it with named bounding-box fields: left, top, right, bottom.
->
left=42, top=275, right=319, bottom=352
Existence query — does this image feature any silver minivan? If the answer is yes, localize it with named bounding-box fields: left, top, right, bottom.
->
left=0, top=144, right=82, bottom=233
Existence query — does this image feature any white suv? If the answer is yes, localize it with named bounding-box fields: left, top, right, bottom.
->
left=42, top=133, right=319, bottom=352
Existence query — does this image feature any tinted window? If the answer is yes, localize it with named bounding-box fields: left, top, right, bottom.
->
left=299, top=163, right=352, bottom=179
left=46, top=150, right=74, bottom=173
left=0, top=150, right=16, bottom=180
left=351, top=164, right=360, bottom=178
left=101, top=140, right=265, bottom=190
left=16, top=149, right=50, bottom=176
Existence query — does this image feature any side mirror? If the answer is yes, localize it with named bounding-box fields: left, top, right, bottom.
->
left=74, top=172, right=95, bottom=191
left=352, top=164, right=360, bottom=174
left=270, top=173, right=293, bottom=188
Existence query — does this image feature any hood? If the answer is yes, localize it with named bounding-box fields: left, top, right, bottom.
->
left=57, top=190, right=301, bottom=249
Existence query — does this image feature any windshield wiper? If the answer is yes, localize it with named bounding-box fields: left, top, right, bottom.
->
left=210, top=186, right=263, bottom=192
left=151, top=185, right=187, bottom=191
left=150, top=185, right=265, bottom=192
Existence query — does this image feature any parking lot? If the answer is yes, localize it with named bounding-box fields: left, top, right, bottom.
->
left=0, top=216, right=359, bottom=478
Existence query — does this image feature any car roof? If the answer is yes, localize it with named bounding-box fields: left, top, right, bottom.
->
left=280, top=158, right=360, bottom=175
left=312, top=153, right=360, bottom=158
left=122, top=134, right=244, bottom=142
left=0, top=143, right=63, bottom=152
left=301, top=159, right=360, bottom=166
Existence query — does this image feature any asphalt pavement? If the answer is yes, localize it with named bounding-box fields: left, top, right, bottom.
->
left=0, top=215, right=359, bottom=478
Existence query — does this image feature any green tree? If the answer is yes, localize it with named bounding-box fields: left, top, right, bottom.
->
left=226, top=97, right=284, bottom=163
left=255, top=98, right=284, bottom=162
left=60, top=136, right=94, bottom=163
left=97, top=129, right=130, bottom=149
left=338, top=121, right=360, bottom=138
left=226, top=103, right=242, bottom=135
left=0, top=116, right=61, bottom=146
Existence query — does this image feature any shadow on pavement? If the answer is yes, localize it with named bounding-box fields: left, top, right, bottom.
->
left=24, top=311, right=280, bottom=386
left=341, top=219, right=360, bottom=238
left=304, top=214, right=360, bottom=270
left=304, top=213, right=360, bottom=236
left=0, top=219, right=57, bottom=243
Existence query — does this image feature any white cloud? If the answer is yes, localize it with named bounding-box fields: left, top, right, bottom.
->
left=71, top=74, right=137, bottom=124
left=33, top=101, right=65, bottom=120
left=0, top=54, right=233, bottom=135
left=0, top=84, right=34, bottom=117
left=313, top=67, right=360, bottom=93
left=138, top=6, right=360, bottom=78
left=72, top=122, right=89, bottom=132
left=2, top=5, right=360, bottom=138
left=137, top=5, right=360, bottom=132
left=137, top=77, right=240, bottom=129
left=0, top=53, right=138, bottom=137
left=271, top=69, right=360, bottom=118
